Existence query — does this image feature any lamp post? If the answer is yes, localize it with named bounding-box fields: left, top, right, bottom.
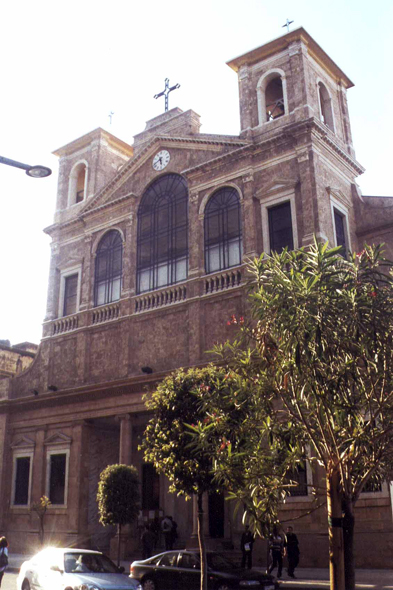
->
left=0, top=155, right=51, bottom=178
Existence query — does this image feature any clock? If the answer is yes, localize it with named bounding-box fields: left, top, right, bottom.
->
left=152, top=150, right=170, bottom=171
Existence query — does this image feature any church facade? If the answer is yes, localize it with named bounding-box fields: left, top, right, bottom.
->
left=1, top=28, right=392, bottom=567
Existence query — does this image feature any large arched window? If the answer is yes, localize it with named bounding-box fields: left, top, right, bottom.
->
left=137, top=174, right=188, bottom=294
left=94, top=230, right=123, bottom=306
left=204, top=187, right=242, bottom=274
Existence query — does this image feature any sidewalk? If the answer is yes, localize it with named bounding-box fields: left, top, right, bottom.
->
left=8, top=554, right=393, bottom=589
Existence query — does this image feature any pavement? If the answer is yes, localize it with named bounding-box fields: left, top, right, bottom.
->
left=8, top=553, right=393, bottom=589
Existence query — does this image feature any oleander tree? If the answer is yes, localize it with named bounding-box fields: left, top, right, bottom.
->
left=97, top=464, right=140, bottom=565
left=141, top=366, right=256, bottom=590
left=199, top=240, right=393, bottom=590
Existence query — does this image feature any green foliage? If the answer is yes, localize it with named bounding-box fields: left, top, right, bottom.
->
left=31, top=495, right=51, bottom=517
left=141, top=366, right=238, bottom=498
left=211, top=239, right=393, bottom=521
left=97, top=464, right=140, bottom=527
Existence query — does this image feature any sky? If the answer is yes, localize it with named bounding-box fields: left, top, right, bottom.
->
left=1, top=0, right=392, bottom=346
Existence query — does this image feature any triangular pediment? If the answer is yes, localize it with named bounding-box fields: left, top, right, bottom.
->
left=44, top=432, right=72, bottom=446
left=255, top=178, right=299, bottom=200
left=327, top=186, right=351, bottom=207
left=80, top=135, right=247, bottom=216
left=11, top=435, right=35, bottom=449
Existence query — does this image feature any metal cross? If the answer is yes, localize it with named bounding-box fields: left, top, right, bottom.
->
left=108, top=111, right=114, bottom=125
left=154, top=78, right=180, bottom=112
left=282, top=19, right=294, bottom=33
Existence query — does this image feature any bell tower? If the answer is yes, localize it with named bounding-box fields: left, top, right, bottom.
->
left=227, top=27, right=355, bottom=158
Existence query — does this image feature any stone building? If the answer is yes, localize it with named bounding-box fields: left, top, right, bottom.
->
left=0, top=341, right=37, bottom=380
left=0, top=28, right=392, bottom=566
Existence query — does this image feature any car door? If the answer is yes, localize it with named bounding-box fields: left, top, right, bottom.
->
left=178, top=552, right=200, bottom=590
left=155, top=551, right=180, bottom=588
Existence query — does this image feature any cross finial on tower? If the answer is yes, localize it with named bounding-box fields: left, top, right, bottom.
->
left=154, top=78, right=180, bottom=112
left=108, top=111, right=114, bottom=125
left=282, top=19, right=294, bottom=33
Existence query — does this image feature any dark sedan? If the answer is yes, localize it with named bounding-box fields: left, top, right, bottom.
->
left=130, top=550, right=278, bottom=590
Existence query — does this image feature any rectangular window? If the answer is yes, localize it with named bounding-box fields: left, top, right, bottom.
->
left=14, top=456, right=31, bottom=505
left=63, top=274, right=78, bottom=316
left=268, top=202, right=294, bottom=253
left=49, top=453, right=67, bottom=505
left=334, top=209, right=347, bottom=257
left=287, top=464, right=308, bottom=497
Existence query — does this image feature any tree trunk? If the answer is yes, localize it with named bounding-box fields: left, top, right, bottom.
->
left=117, top=523, right=122, bottom=566
left=342, top=496, right=355, bottom=590
left=326, top=467, right=345, bottom=590
left=197, top=492, right=207, bottom=590
left=39, top=517, right=44, bottom=547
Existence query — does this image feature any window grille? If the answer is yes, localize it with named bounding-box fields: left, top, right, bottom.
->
left=204, top=187, right=242, bottom=274
left=63, top=274, right=78, bottom=316
left=49, top=453, right=66, bottom=505
left=94, top=231, right=123, bottom=306
left=14, top=456, right=30, bottom=505
left=334, top=209, right=347, bottom=258
left=287, top=464, right=308, bottom=497
left=137, top=174, right=188, bottom=294
left=268, top=201, right=294, bottom=253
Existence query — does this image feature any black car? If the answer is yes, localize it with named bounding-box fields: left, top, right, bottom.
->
left=130, top=550, right=279, bottom=590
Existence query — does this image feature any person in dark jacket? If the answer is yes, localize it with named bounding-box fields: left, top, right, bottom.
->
left=240, top=525, right=254, bottom=569
left=284, top=526, right=300, bottom=578
left=268, top=526, right=284, bottom=578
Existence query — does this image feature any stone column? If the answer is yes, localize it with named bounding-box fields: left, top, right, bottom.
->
left=68, top=422, right=89, bottom=541
left=30, top=428, right=46, bottom=503
left=118, top=414, right=133, bottom=465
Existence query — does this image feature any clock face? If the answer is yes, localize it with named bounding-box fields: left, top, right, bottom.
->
left=152, top=150, right=170, bottom=171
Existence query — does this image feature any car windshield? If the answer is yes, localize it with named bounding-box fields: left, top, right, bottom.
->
left=207, top=553, right=237, bottom=570
left=64, top=552, right=119, bottom=574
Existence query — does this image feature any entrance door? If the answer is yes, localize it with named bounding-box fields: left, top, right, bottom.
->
left=208, top=491, right=224, bottom=538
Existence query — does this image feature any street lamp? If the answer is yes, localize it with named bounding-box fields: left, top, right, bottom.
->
left=0, top=155, right=51, bottom=178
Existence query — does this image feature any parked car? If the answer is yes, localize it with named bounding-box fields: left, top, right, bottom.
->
left=17, top=547, right=142, bottom=590
left=130, top=549, right=279, bottom=590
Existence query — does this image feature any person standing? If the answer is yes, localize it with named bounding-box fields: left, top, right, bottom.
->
left=141, top=525, right=155, bottom=560
left=0, top=537, right=9, bottom=587
left=161, top=515, right=173, bottom=551
left=268, top=526, right=284, bottom=579
left=240, top=525, right=254, bottom=569
left=284, top=525, right=300, bottom=578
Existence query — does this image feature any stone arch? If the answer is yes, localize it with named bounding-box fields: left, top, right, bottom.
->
left=257, top=68, right=288, bottom=125
left=317, top=80, right=335, bottom=131
left=68, top=160, right=88, bottom=207
left=199, top=182, right=243, bottom=216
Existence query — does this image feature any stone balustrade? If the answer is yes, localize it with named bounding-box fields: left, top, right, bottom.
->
left=204, top=267, right=243, bottom=294
left=52, top=314, right=79, bottom=335
left=91, top=302, right=121, bottom=324
left=134, top=285, right=187, bottom=313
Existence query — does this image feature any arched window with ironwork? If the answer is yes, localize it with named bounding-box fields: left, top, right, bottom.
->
left=204, top=187, right=242, bottom=274
left=137, top=174, right=188, bottom=294
left=94, top=230, right=123, bottom=306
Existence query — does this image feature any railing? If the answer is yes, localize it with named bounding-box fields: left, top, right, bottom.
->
left=204, top=268, right=242, bottom=294
left=91, top=302, right=121, bottom=324
left=134, top=285, right=187, bottom=313
left=53, top=314, right=79, bottom=335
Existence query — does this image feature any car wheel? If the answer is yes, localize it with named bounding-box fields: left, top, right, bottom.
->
left=142, top=578, right=157, bottom=590
left=21, top=581, right=30, bottom=590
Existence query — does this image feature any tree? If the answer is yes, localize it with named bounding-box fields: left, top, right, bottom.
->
left=97, top=464, right=140, bottom=565
left=31, top=495, right=51, bottom=546
left=204, top=240, right=393, bottom=590
left=141, top=366, right=243, bottom=590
